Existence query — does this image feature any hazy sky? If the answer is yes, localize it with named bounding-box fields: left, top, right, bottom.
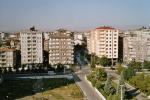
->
left=0, top=0, right=150, bottom=31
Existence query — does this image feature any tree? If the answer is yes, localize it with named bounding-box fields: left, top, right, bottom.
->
left=90, top=54, right=96, bottom=69
left=128, top=61, right=141, bottom=71
left=107, top=94, right=113, bottom=100
left=123, top=67, right=135, bottom=80
left=117, top=71, right=125, bottom=100
left=112, top=94, right=120, bottom=100
left=104, top=76, right=112, bottom=95
left=56, top=63, right=64, bottom=72
left=116, top=64, right=124, bottom=74
left=107, top=94, right=120, bottom=100
left=129, top=73, right=150, bottom=95
left=95, top=68, right=107, bottom=81
left=0, top=68, right=2, bottom=74
left=95, top=80, right=102, bottom=89
left=99, top=56, right=109, bottom=67
left=120, top=71, right=125, bottom=85
left=144, top=60, right=150, bottom=70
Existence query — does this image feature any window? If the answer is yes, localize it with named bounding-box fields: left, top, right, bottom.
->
left=114, top=34, right=117, bottom=36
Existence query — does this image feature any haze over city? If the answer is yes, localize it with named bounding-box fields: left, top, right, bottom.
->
left=0, top=0, right=150, bottom=32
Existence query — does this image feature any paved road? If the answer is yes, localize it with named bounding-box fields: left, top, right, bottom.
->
left=105, top=68, right=148, bottom=100
left=73, top=67, right=101, bottom=100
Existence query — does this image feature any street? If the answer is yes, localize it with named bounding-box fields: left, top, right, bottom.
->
left=73, top=66, right=102, bottom=100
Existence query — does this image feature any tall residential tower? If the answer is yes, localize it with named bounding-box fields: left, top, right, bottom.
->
left=20, top=27, right=43, bottom=66
left=87, top=26, right=119, bottom=64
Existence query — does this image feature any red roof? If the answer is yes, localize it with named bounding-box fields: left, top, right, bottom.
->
left=96, top=26, right=115, bottom=30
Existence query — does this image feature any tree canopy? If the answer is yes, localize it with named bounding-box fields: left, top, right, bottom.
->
left=123, top=67, right=135, bottom=80
left=128, top=61, right=141, bottom=71
left=99, top=56, right=110, bottom=67
left=144, top=60, right=150, bottom=70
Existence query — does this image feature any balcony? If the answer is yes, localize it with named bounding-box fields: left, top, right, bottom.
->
left=33, top=40, right=36, bottom=43
left=0, top=55, right=6, bottom=58
left=27, top=40, right=31, bottom=43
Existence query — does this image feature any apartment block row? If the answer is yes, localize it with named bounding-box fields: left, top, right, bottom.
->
left=0, top=27, right=74, bottom=68
left=1, top=26, right=150, bottom=68
left=86, top=26, right=150, bottom=64
left=123, top=29, right=150, bottom=62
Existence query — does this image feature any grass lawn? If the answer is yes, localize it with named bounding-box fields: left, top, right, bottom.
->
left=0, top=78, right=84, bottom=100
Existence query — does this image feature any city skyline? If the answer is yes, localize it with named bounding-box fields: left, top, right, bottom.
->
left=0, top=0, right=150, bottom=32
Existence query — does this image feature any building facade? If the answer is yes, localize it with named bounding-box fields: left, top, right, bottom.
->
left=123, top=29, right=150, bottom=62
left=0, top=47, right=16, bottom=68
left=87, top=26, right=119, bottom=61
left=49, top=29, right=74, bottom=65
left=20, top=27, right=43, bottom=65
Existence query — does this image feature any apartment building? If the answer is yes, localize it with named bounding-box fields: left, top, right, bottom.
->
left=49, top=29, right=74, bottom=65
left=123, top=29, right=150, bottom=62
left=44, top=39, right=49, bottom=52
left=0, top=47, right=16, bottom=68
left=20, top=27, right=43, bottom=65
left=87, top=26, right=119, bottom=62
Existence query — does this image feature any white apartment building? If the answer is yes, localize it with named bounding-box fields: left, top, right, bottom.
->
left=123, top=29, right=150, bottom=62
left=49, top=29, right=74, bottom=65
left=20, top=27, right=43, bottom=65
left=87, top=26, right=119, bottom=61
left=0, top=47, right=16, bottom=68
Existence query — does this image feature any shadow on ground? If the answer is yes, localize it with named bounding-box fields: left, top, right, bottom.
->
left=0, top=76, right=80, bottom=100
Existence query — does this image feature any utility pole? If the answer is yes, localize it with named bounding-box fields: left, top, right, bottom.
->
left=120, top=85, right=123, bottom=100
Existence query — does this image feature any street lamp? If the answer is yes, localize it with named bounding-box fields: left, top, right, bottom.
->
left=41, top=88, right=44, bottom=100
left=120, top=85, right=124, bottom=100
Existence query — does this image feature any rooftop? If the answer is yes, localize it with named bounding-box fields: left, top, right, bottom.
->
left=96, top=26, right=115, bottom=30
